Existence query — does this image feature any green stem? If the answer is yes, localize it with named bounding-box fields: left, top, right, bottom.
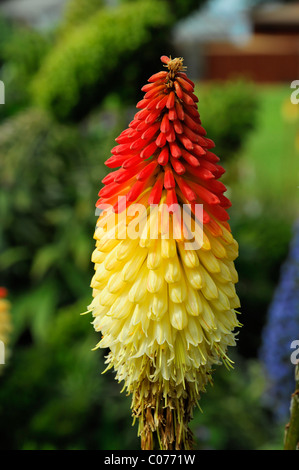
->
left=284, top=364, right=299, bottom=450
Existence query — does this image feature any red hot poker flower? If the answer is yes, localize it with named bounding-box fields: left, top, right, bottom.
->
left=89, top=56, right=241, bottom=450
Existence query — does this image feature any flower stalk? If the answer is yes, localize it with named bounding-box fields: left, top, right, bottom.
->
left=284, top=364, right=299, bottom=450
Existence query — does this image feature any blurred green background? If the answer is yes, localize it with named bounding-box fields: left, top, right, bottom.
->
left=0, top=0, right=298, bottom=450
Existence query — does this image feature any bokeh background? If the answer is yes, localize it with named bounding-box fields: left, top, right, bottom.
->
left=0, top=0, right=299, bottom=450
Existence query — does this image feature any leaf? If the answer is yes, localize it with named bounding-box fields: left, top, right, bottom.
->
left=30, top=244, right=63, bottom=280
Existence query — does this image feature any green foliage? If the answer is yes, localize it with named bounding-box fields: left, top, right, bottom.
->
left=191, top=355, right=282, bottom=450
left=230, top=213, right=292, bottom=358
left=0, top=15, right=13, bottom=63
left=0, top=101, right=129, bottom=345
left=0, top=26, right=51, bottom=120
left=0, top=108, right=106, bottom=339
left=2, top=28, right=51, bottom=78
left=120, top=0, right=205, bottom=20
left=61, top=0, right=105, bottom=33
left=0, top=299, right=139, bottom=450
left=31, top=0, right=173, bottom=121
left=197, top=80, right=259, bottom=161
left=0, top=0, right=292, bottom=450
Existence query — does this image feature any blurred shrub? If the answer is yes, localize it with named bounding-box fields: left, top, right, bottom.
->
left=260, top=220, right=299, bottom=423
left=0, top=289, right=11, bottom=375
left=0, top=299, right=139, bottom=450
left=229, top=213, right=292, bottom=359
left=165, top=0, right=205, bottom=20
left=0, top=98, right=137, bottom=449
left=0, top=107, right=111, bottom=340
left=0, top=1, right=283, bottom=449
left=0, top=27, right=51, bottom=120
left=0, top=298, right=278, bottom=450
left=191, top=355, right=281, bottom=450
left=120, top=0, right=205, bottom=20
left=31, top=0, right=172, bottom=121
left=60, top=0, right=105, bottom=33
left=197, top=80, right=259, bottom=161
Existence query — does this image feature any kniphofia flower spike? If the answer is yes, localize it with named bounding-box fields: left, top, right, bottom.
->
left=88, top=56, right=241, bottom=450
